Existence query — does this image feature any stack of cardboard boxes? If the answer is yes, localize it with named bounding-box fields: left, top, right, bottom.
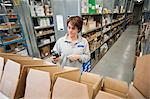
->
left=0, top=53, right=149, bottom=99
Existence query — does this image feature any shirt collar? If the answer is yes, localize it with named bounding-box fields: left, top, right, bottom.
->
left=64, top=33, right=82, bottom=44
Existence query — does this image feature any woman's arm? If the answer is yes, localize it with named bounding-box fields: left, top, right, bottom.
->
left=79, top=39, right=90, bottom=63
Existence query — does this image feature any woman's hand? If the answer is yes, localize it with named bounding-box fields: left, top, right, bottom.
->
left=52, top=56, right=60, bottom=63
left=67, top=54, right=80, bottom=62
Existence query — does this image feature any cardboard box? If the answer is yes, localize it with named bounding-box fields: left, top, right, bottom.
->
left=0, top=57, right=4, bottom=80
left=80, top=72, right=103, bottom=99
left=52, top=77, right=89, bottom=99
left=32, top=66, right=81, bottom=88
left=0, top=58, right=55, bottom=99
left=13, top=59, right=54, bottom=66
left=40, top=45, right=50, bottom=58
left=0, top=47, right=4, bottom=53
left=95, top=91, right=123, bottom=99
left=0, top=59, right=52, bottom=99
left=23, top=69, right=51, bottom=99
left=0, top=59, right=21, bottom=99
left=0, top=53, right=32, bottom=63
left=133, top=55, right=150, bottom=98
left=15, top=64, right=56, bottom=99
left=128, top=83, right=145, bottom=99
left=102, top=77, right=128, bottom=98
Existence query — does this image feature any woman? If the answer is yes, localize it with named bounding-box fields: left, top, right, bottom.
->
left=52, top=16, right=90, bottom=69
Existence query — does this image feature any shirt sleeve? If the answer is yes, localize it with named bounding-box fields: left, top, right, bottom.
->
left=79, top=38, right=90, bottom=63
left=52, top=38, right=61, bottom=55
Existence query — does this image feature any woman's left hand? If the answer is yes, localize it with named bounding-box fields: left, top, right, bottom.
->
left=67, top=54, right=80, bottom=62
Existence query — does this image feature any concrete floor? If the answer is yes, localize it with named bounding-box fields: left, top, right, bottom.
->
left=91, top=25, right=139, bottom=83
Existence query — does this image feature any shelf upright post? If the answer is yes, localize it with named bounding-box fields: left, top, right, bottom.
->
left=13, top=1, right=40, bottom=57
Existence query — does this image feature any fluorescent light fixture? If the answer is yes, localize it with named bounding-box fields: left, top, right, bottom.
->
left=137, top=0, right=142, bottom=2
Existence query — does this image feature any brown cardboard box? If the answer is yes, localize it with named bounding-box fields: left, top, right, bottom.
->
left=52, top=77, right=89, bottom=99
left=0, top=58, right=55, bottom=99
left=133, top=55, right=150, bottom=98
left=0, top=47, right=4, bottom=53
left=15, top=65, right=55, bottom=99
left=80, top=72, right=103, bottom=99
left=23, top=69, right=51, bottom=99
left=40, top=45, right=50, bottom=58
left=128, top=83, right=145, bottom=99
left=0, top=57, right=4, bottom=80
left=13, top=59, right=54, bottom=66
left=102, top=77, right=128, bottom=98
left=0, top=59, right=21, bottom=99
left=95, top=91, right=123, bottom=99
left=0, top=53, right=32, bottom=63
left=0, top=54, right=55, bottom=99
left=14, top=65, right=79, bottom=99
left=32, top=66, right=81, bottom=87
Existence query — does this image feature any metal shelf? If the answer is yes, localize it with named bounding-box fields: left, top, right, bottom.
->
left=1, top=38, right=26, bottom=46
left=14, top=47, right=26, bottom=54
left=82, top=17, right=125, bottom=36
left=38, top=41, right=55, bottom=48
left=82, top=26, right=101, bottom=35
left=0, top=26, right=20, bottom=31
left=90, top=28, right=121, bottom=54
left=36, top=31, right=55, bottom=37
left=6, top=47, right=26, bottom=54
left=34, top=25, right=54, bottom=30
left=81, top=13, right=102, bottom=16
left=0, top=14, right=17, bottom=16
left=8, top=17, right=18, bottom=20
left=32, top=15, right=53, bottom=18
left=2, top=4, right=13, bottom=7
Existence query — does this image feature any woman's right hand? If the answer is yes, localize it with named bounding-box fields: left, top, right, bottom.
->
left=52, top=56, right=60, bottom=63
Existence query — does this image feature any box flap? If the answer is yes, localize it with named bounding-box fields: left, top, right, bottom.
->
left=128, top=84, right=145, bottom=99
left=0, top=57, right=4, bottom=80
left=0, top=59, right=20, bottom=98
left=52, top=77, right=89, bottom=99
left=103, top=77, right=128, bottom=94
left=80, top=72, right=103, bottom=98
left=24, top=69, right=51, bottom=99
left=0, top=53, right=32, bottom=63
left=95, top=91, right=122, bottom=99
left=133, top=55, right=150, bottom=98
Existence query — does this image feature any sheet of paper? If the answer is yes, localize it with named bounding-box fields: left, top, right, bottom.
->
left=56, top=15, right=64, bottom=31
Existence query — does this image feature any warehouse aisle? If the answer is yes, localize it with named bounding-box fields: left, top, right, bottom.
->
left=91, top=25, right=139, bottom=83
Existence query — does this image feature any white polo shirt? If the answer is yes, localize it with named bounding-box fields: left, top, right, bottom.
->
left=53, top=34, right=90, bottom=68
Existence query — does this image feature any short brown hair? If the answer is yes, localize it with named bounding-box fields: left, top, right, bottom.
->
left=67, top=16, right=83, bottom=32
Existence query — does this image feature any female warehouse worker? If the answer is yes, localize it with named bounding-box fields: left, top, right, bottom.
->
left=52, top=16, right=90, bottom=69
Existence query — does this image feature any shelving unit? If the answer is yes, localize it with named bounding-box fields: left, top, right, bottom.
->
left=4, top=0, right=57, bottom=58
left=81, top=14, right=127, bottom=68
left=23, top=0, right=56, bottom=59
left=0, top=2, right=28, bottom=55
left=80, top=0, right=129, bottom=69
left=136, top=21, right=150, bottom=56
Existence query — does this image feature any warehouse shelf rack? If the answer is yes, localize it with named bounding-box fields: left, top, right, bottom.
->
left=0, top=13, right=29, bottom=55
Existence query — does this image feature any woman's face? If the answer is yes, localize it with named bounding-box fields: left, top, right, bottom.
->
left=67, top=22, right=79, bottom=37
